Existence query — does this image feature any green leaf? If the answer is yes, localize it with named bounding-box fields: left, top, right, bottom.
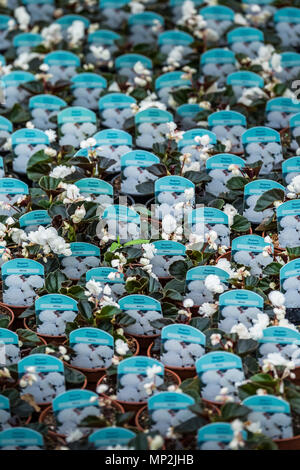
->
left=226, top=176, right=248, bottom=190
left=274, top=83, right=287, bottom=96
left=135, top=181, right=154, bottom=194
left=59, top=285, right=86, bottom=300
left=109, top=242, right=121, bottom=252
left=207, top=199, right=225, bottom=210
left=179, top=377, right=201, bottom=402
left=116, top=312, right=136, bottom=327
left=18, top=306, right=35, bottom=318
left=26, top=150, right=52, bottom=181
left=21, top=80, right=44, bottom=95
left=123, top=239, right=149, bottom=247
left=254, top=188, right=285, bottom=212
left=16, top=328, right=41, bottom=345
left=39, top=176, right=61, bottom=191
left=0, top=315, right=9, bottom=328
left=289, top=398, right=300, bottom=414
left=128, top=433, right=150, bottom=451
left=221, top=402, right=250, bottom=421
left=116, top=411, right=135, bottom=425
left=64, top=365, right=86, bottom=386
left=231, top=214, right=251, bottom=232
left=152, top=143, right=167, bottom=156
left=183, top=171, right=211, bottom=184
left=4, top=103, right=31, bottom=123
left=236, top=338, right=258, bottom=355
left=287, top=247, right=300, bottom=260
left=171, top=87, right=192, bottom=105
left=190, top=317, right=210, bottom=332
left=262, top=262, right=282, bottom=276
left=168, top=260, right=189, bottom=281
left=48, top=203, right=68, bottom=219
left=163, top=289, right=183, bottom=301
left=250, top=373, right=277, bottom=386
left=243, top=355, right=259, bottom=377
left=164, top=279, right=185, bottom=293
left=150, top=317, right=174, bottom=329
left=78, top=300, right=93, bottom=321
left=147, top=163, right=167, bottom=177
left=126, top=278, right=147, bottom=294
left=174, top=415, right=207, bottom=433
left=161, top=302, right=178, bottom=316
left=99, top=305, right=121, bottom=319
left=45, top=270, right=67, bottom=293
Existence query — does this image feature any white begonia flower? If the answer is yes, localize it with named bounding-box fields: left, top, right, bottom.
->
left=115, top=339, right=129, bottom=356
left=26, top=121, right=34, bottom=129
left=134, top=76, right=147, bottom=87
left=198, top=302, right=218, bottom=317
left=66, top=430, right=84, bottom=444
left=223, top=203, right=238, bottom=226
left=15, top=6, right=30, bottom=30
left=26, top=226, right=71, bottom=256
left=162, top=214, right=177, bottom=234
left=71, top=205, right=86, bottom=224
left=234, top=13, right=249, bottom=26
left=146, top=364, right=162, bottom=379
left=67, top=20, right=85, bottom=46
left=103, top=284, right=111, bottom=296
left=45, top=129, right=57, bottom=143
left=49, top=165, right=76, bottom=179
left=90, top=45, right=111, bottom=61
left=183, top=298, right=194, bottom=308
left=41, top=24, right=63, bottom=48
left=111, top=259, right=120, bottom=268
left=230, top=323, right=251, bottom=340
left=133, top=61, right=149, bottom=76
left=39, top=63, right=49, bottom=73
left=11, top=228, right=27, bottom=244
left=184, top=187, right=194, bottom=201
left=246, top=422, right=262, bottom=434
left=210, top=333, right=222, bottom=346
left=107, top=271, right=117, bottom=280
left=142, top=243, right=156, bottom=260
left=62, top=184, right=86, bottom=204
left=268, top=291, right=285, bottom=307
left=205, top=229, right=218, bottom=250
left=130, top=1, right=145, bottom=14
left=228, top=164, right=240, bottom=176
left=271, top=53, right=282, bottom=73
left=287, top=174, right=300, bottom=195
left=149, top=435, right=164, bottom=450
left=248, top=313, right=270, bottom=340
left=80, top=137, right=97, bottom=149
left=5, top=218, right=14, bottom=226
left=216, top=258, right=235, bottom=278
left=205, top=274, right=224, bottom=294
left=45, top=147, right=57, bottom=157
left=140, top=257, right=151, bottom=266
left=229, top=419, right=245, bottom=450
left=263, top=353, right=295, bottom=371
left=96, top=382, right=109, bottom=394
left=85, top=279, right=103, bottom=297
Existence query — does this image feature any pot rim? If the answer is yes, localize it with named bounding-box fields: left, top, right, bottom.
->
left=23, top=317, right=67, bottom=341
left=0, top=302, right=15, bottom=328
left=1, top=301, right=29, bottom=312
